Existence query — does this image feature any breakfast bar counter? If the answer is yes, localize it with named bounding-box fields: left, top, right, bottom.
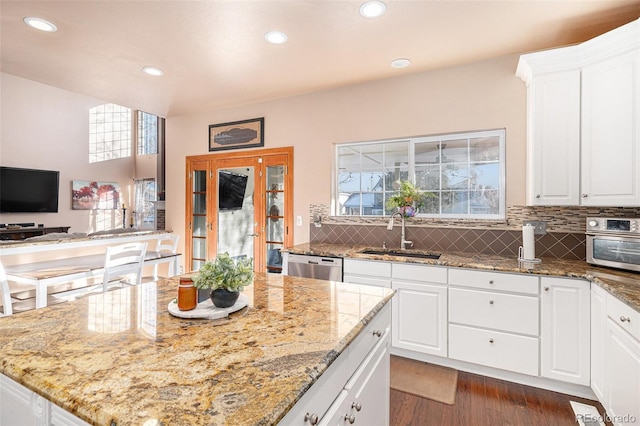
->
left=0, top=273, right=394, bottom=425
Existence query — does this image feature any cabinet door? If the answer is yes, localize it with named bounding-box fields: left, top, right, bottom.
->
left=529, top=70, right=581, bottom=205
left=590, top=284, right=608, bottom=402
left=540, top=277, right=590, bottom=385
left=186, top=160, right=210, bottom=272
left=0, top=374, right=50, bottom=425
left=582, top=49, right=640, bottom=206
left=392, top=280, right=447, bottom=357
left=606, top=319, right=640, bottom=425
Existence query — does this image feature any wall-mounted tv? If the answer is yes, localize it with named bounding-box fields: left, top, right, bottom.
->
left=218, top=170, right=248, bottom=211
left=0, top=166, right=60, bottom=213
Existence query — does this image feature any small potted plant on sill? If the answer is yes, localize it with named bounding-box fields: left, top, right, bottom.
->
left=193, top=252, right=254, bottom=308
left=385, top=180, right=427, bottom=218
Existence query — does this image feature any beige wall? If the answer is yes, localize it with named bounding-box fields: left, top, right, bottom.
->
left=166, top=54, right=527, bottom=252
left=0, top=73, right=135, bottom=233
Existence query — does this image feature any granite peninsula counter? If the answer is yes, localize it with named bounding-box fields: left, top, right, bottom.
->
left=0, top=273, right=394, bottom=425
left=284, top=243, right=640, bottom=313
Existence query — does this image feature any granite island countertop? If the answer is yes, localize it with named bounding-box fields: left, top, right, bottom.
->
left=0, top=273, right=394, bottom=425
left=284, top=242, right=640, bottom=313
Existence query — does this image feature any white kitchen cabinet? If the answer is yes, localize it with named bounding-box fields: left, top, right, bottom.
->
left=392, top=263, right=448, bottom=357
left=540, top=277, right=590, bottom=386
left=517, top=18, right=640, bottom=207
left=0, top=374, right=89, bottom=426
left=590, top=284, right=608, bottom=402
left=581, top=49, right=640, bottom=206
left=605, top=294, right=640, bottom=425
left=280, top=304, right=391, bottom=426
left=448, top=268, right=540, bottom=376
left=343, top=258, right=391, bottom=288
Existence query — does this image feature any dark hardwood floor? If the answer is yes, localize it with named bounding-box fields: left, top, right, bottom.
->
left=390, top=370, right=611, bottom=426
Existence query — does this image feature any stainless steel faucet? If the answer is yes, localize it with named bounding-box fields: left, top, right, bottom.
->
left=387, top=212, right=414, bottom=250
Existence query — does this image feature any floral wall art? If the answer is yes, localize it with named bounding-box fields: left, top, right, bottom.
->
left=72, top=180, right=121, bottom=210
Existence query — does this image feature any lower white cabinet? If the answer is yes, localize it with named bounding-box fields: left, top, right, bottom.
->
left=604, top=293, right=640, bottom=426
left=392, top=263, right=448, bottom=357
left=540, top=277, right=590, bottom=385
left=280, top=304, right=391, bottom=426
left=343, top=259, right=392, bottom=288
left=590, top=284, right=608, bottom=401
left=320, top=329, right=390, bottom=425
left=0, top=375, right=89, bottom=426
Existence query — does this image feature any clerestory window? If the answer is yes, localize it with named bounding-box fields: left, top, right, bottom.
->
left=89, top=103, right=132, bottom=163
left=335, top=129, right=505, bottom=219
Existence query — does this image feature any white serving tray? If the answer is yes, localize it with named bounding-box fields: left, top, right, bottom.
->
left=168, top=293, right=248, bottom=319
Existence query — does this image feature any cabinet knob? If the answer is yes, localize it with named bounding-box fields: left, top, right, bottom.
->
left=582, top=194, right=588, bottom=198
left=488, top=280, right=494, bottom=285
left=372, top=330, right=382, bottom=337
left=344, top=414, right=356, bottom=424
left=536, top=194, right=541, bottom=199
left=544, top=287, right=549, bottom=291
left=352, top=402, right=362, bottom=412
left=489, top=338, right=494, bottom=343
left=620, top=316, right=631, bottom=323
left=489, top=300, right=494, bottom=305
left=304, top=413, right=319, bottom=425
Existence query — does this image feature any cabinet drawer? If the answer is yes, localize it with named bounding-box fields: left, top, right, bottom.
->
left=344, top=259, right=391, bottom=278
left=347, top=304, right=391, bottom=379
left=449, top=324, right=539, bottom=376
left=607, top=293, right=640, bottom=342
left=449, top=268, right=539, bottom=295
left=449, top=288, right=539, bottom=336
left=342, top=274, right=390, bottom=288
left=392, top=263, right=447, bottom=284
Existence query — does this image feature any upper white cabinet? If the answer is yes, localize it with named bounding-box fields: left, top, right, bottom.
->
left=517, top=18, right=640, bottom=206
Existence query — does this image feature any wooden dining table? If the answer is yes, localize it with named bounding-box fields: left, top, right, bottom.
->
left=4, top=250, right=180, bottom=309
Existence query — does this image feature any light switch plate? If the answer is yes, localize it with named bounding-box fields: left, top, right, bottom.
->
left=523, top=220, right=547, bottom=235
left=296, top=216, right=303, bottom=226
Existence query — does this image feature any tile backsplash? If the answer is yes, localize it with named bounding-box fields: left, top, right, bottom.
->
left=309, top=205, right=640, bottom=260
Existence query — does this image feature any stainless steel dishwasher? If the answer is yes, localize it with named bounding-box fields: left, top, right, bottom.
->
left=286, top=254, right=343, bottom=281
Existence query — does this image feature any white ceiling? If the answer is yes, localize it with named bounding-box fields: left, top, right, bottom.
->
left=1, top=1, right=639, bottom=118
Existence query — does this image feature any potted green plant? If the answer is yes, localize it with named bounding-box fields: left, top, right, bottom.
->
left=385, top=180, right=426, bottom=217
left=193, top=252, right=254, bottom=308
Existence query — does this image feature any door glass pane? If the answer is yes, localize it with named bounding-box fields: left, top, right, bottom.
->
left=191, top=169, right=207, bottom=271
left=267, top=165, right=285, bottom=273
left=217, top=167, right=254, bottom=263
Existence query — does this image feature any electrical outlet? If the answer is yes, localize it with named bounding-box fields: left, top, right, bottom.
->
left=523, top=220, right=547, bottom=235
left=296, top=216, right=303, bottom=226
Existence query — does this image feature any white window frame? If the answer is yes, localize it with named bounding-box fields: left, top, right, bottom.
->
left=333, top=129, right=506, bottom=219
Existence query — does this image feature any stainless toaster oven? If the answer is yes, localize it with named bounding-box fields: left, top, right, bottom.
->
left=586, top=217, right=640, bottom=272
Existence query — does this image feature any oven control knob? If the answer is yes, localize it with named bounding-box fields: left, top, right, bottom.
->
left=588, top=220, right=598, bottom=228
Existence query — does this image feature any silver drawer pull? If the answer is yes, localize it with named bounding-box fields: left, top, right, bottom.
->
left=620, top=316, right=631, bottom=323
left=544, top=287, right=549, bottom=291
left=372, top=330, right=382, bottom=337
left=344, top=414, right=356, bottom=424
left=489, top=338, right=494, bottom=343
left=304, top=413, right=319, bottom=425
left=489, top=280, right=494, bottom=284
left=352, top=402, right=362, bottom=412
left=489, top=300, right=494, bottom=305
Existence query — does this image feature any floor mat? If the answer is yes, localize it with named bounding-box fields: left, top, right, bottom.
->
left=390, top=355, right=458, bottom=405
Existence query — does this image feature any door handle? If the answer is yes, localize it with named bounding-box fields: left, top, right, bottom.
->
left=247, top=233, right=259, bottom=237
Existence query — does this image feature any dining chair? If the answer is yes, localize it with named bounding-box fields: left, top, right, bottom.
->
left=102, top=242, right=148, bottom=292
left=152, top=234, right=179, bottom=280
left=0, top=261, right=13, bottom=316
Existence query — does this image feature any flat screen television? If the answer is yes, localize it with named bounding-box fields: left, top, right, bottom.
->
left=218, top=170, right=248, bottom=211
left=0, top=166, right=60, bottom=213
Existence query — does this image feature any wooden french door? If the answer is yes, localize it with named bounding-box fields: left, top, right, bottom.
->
left=185, top=147, right=293, bottom=273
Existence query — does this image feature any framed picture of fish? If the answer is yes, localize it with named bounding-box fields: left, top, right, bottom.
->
left=209, top=117, right=264, bottom=151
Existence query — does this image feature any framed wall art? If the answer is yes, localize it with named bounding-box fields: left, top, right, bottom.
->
left=72, top=180, right=122, bottom=210
left=209, top=117, right=264, bottom=151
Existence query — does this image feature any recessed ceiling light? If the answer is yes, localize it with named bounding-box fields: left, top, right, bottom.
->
left=359, top=1, right=386, bottom=18
left=265, top=31, right=288, bottom=45
left=391, top=58, right=411, bottom=69
left=142, top=66, right=164, bottom=76
left=23, top=17, right=57, bottom=32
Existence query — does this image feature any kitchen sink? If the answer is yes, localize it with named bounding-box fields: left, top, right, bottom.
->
left=359, top=248, right=441, bottom=260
